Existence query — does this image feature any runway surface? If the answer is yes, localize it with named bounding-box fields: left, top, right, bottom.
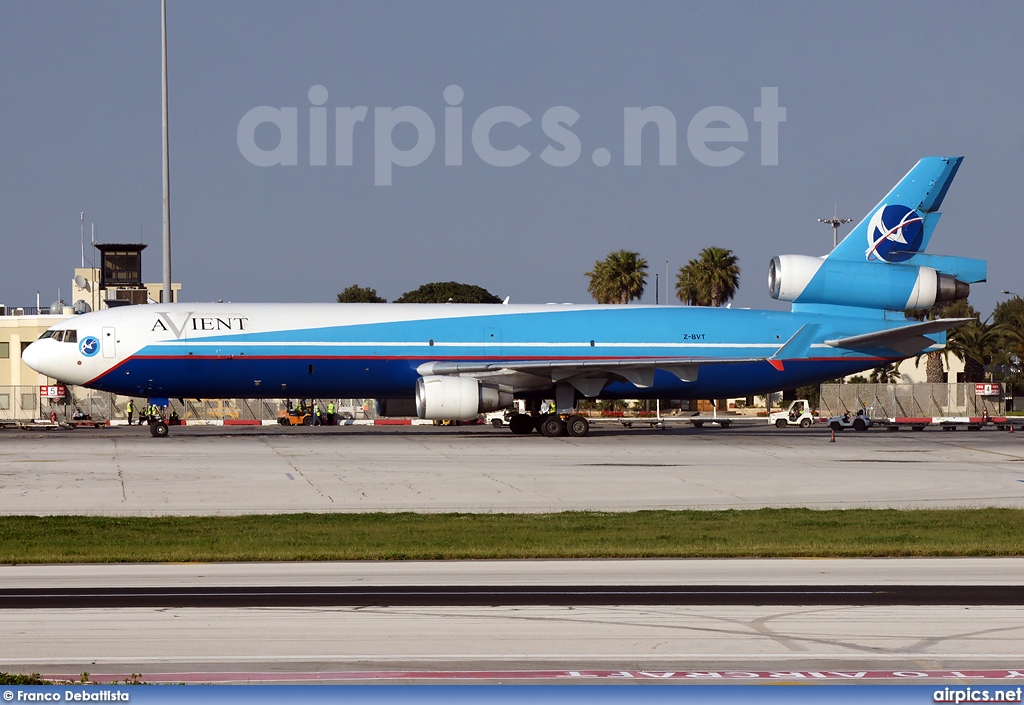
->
left=1, top=560, right=1023, bottom=681
left=2, top=423, right=1023, bottom=514
left=5, top=584, right=1024, bottom=608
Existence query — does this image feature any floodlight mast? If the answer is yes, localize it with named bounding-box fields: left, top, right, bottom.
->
left=161, top=0, right=172, bottom=304
left=818, top=210, right=853, bottom=250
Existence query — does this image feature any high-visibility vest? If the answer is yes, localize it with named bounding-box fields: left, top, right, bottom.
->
left=327, top=403, right=335, bottom=415
left=126, top=401, right=133, bottom=413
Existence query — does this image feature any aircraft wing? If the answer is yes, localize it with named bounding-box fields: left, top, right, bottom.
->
left=417, top=356, right=764, bottom=396
left=824, top=318, right=973, bottom=356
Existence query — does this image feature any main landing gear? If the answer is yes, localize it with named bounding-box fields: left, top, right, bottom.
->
left=508, top=413, right=590, bottom=438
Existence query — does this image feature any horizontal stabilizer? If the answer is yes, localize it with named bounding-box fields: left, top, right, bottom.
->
left=825, top=318, right=972, bottom=356
left=903, top=253, right=987, bottom=284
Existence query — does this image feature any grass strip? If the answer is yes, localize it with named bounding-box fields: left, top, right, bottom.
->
left=1, top=509, right=1023, bottom=564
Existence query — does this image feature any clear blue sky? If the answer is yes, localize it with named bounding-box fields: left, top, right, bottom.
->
left=1, top=0, right=1021, bottom=315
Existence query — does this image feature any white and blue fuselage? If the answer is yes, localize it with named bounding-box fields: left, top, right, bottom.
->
left=23, top=301, right=934, bottom=401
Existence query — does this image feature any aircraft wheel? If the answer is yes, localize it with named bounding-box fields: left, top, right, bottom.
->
left=509, top=414, right=535, bottom=435
left=853, top=419, right=867, bottom=431
left=540, top=416, right=567, bottom=437
left=829, top=421, right=842, bottom=432
left=566, top=415, right=589, bottom=437
left=150, top=421, right=169, bottom=438
left=278, top=417, right=290, bottom=426
left=799, top=418, right=812, bottom=428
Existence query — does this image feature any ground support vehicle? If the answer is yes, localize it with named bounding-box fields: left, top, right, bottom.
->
left=769, top=400, right=815, bottom=429
left=63, top=418, right=106, bottom=429
left=688, top=413, right=734, bottom=428
left=827, top=410, right=872, bottom=432
left=483, top=409, right=515, bottom=427
left=277, top=408, right=313, bottom=426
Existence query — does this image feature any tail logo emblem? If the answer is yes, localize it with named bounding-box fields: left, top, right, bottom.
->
left=866, top=204, right=924, bottom=263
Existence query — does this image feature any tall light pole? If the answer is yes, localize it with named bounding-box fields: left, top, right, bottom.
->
left=161, top=0, right=172, bottom=304
left=818, top=214, right=853, bottom=249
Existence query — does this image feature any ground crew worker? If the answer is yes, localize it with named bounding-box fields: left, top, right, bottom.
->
left=313, top=403, right=322, bottom=426
left=126, top=399, right=134, bottom=426
left=327, top=401, right=335, bottom=425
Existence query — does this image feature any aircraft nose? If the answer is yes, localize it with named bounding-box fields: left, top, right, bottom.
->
left=21, top=340, right=42, bottom=371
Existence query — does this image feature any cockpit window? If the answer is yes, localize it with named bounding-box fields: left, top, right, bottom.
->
left=39, top=330, right=55, bottom=339
left=64, top=330, right=77, bottom=343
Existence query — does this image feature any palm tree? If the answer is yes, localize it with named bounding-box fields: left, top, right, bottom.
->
left=586, top=250, right=648, bottom=304
left=869, top=363, right=902, bottom=383
left=946, top=317, right=1005, bottom=383
left=909, top=300, right=978, bottom=383
left=675, top=247, right=740, bottom=307
left=674, top=261, right=702, bottom=306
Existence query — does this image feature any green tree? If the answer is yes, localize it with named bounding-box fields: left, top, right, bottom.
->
left=586, top=250, right=648, bottom=304
left=675, top=247, right=740, bottom=307
left=869, top=363, right=902, bottom=383
left=908, top=300, right=975, bottom=383
left=675, top=261, right=702, bottom=306
left=993, top=296, right=1024, bottom=394
left=947, top=317, right=1004, bottom=383
left=394, top=282, right=502, bottom=304
left=336, top=285, right=386, bottom=303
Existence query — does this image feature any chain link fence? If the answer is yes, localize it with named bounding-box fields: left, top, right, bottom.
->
left=819, top=383, right=1005, bottom=419
left=0, top=385, right=378, bottom=425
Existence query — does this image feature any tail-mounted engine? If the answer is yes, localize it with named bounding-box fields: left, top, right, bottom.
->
left=768, top=255, right=970, bottom=311
left=415, top=375, right=513, bottom=420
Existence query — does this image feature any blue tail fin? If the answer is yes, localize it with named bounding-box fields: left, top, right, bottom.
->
left=827, top=156, right=963, bottom=264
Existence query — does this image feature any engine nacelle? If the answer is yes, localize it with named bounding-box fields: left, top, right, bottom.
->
left=415, top=375, right=514, bottom=420
left=768, top=255, right=969, bottom=311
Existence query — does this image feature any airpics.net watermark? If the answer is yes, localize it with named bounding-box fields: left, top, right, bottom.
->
left=237, top=86, right=785, bottom=186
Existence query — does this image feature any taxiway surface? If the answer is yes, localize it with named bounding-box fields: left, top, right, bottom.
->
left=1, top=423, right=1023, bottom=514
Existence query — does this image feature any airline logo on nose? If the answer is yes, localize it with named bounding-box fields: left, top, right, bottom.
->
left=866, top=204, right=924, bottom=263
left=79, top=336, right=100, bottom=357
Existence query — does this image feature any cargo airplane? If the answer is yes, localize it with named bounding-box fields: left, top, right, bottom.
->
left=24, top=157, right=984, bottom=438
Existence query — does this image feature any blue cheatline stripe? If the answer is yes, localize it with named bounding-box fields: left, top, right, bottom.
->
left=87, top=355, right=888, bottom=400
